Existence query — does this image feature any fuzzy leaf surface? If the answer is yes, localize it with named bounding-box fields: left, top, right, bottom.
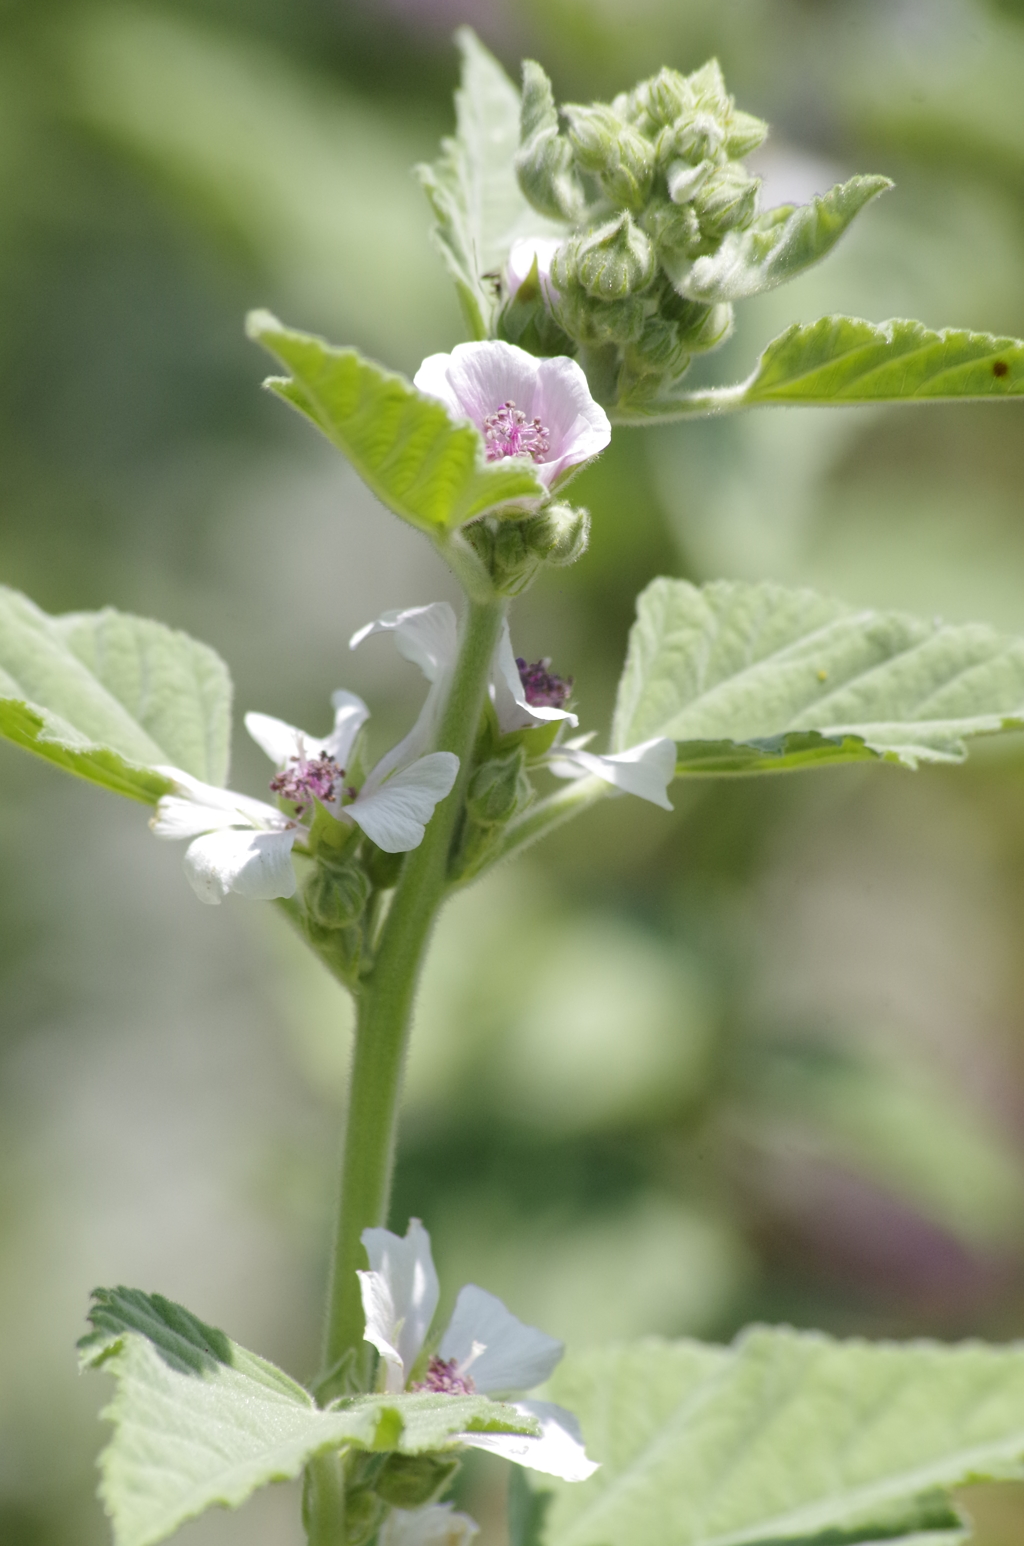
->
left=248, top=311, right=546, bottom=529
left=673, top=176, right=892, bottom=303
left=613, top=578, right=1024, bottom=772
left=416, top=28, right=552, bottom=337
left=531, top=1329, right=1024, bottom=1546
left=614, top=316, right=1024, bottom=421
left=81, top=1288, right=535, bottom=1546
left=0, top=586, right=231, bottom=802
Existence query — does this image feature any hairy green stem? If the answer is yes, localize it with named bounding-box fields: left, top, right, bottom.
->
left=304, top=1452, right=346, bottom=1546
left=318, top=594, right=506, bottom=1386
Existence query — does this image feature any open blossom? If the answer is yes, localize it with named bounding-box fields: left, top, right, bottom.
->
left=359, top=1220, right=598, bottom=1484
left=379, top=1504, right=478, bottom=1546
left=150, top=616, right=462, bottom=904
left=413, top=340, right=610, bottom=494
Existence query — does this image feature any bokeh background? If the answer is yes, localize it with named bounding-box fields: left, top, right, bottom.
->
left=3, top=1, right=1024, bottom=1541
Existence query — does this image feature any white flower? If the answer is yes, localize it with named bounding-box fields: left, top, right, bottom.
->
left=150, top=770, right=301, bottom=906
left=413, top=341, right=610, bottom=495
left=358, top=1219, right=599, bottom=1484
left=379, top=1503, right=478, bottom=1546
left=548, top=734, right=677, bottom=810
left=350, top=602, right=578, bottom=742
left=245, top=688, right=458, bottom=856
left=505, top=236, right=563, bottom=307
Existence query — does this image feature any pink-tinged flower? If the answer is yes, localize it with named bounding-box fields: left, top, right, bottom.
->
left=379, top=1504, right=478, bottom=1546
left=413, top=341, right=610, bottom=493
left=505, top=236, right=563, bottom=306
left=359, top=1220, right=599, bottom=1484
left=548, top=734, right=677, bottom=809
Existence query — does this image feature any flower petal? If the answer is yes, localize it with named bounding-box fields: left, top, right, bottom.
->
left=461, top=1400, right=599, bottom=1482
left=490, top=623, right=578, bottom=735
left=439, top=1284, right=563, bottom=1395
left=150, top=768, right=288, bottom=838
left=349, top=603, right=457, bottom=684
left=245, top=711, right=323, bottom=769
left=325, top=690, right=371, bottom=766
left=532, top=355, right=612, bottom=487
left=550, top=736, right=676, bottom=810
left=506, top=236, right=562, bottom=305
left=379, top=1503, right=479, bottom=1546
left=412, top=354, right=465, bottom=420
left=349, top=753, right=459, bottom=852
left=181, top=827, right=297, bottom=905
left=360, top=1219, right=439, bottom=1390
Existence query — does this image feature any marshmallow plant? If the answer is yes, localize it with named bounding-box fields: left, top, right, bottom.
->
left=4, top=25, right=1024, bottom=1546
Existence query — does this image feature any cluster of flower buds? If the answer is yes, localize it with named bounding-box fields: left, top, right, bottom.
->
left=506, top=60, right=768, bottom=407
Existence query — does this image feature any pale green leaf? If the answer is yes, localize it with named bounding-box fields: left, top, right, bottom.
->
left=247, top=311, right=546, bottom=531
left=669, top=176, right=892, bottom=303
left=80, top=1287, right=535, bottom=1546
left=613, top=316, right=1024, bottom=422
left=416, top=28, right=563, bottom=338
left=0, top=586, right=232, bottom=802
left=532, top=1329, right=1024, bottom=1546
left=612, top=578, right=1024, bottom=771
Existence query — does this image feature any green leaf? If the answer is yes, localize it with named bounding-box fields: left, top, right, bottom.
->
left=612, top=578, right=1024, bottom=772
left=613, top=315, right=1024, bottom=421
left=0, top=587, right=232, bottom=803
left=668, top=176, right=892, bottom=303
left=532, top=1329, right=1024, bottom=1546
left=416, top=28, right=563, bottom=338
left=80, top=1287, right=536, bottom=1546
left=247, top=310, right=547, bottom=531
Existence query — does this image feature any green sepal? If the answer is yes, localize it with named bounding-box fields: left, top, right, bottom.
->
left=247, top=311, right=546, bottom=531
left=613, top=577, right=1024, bottom=772
left=0, top=585, right=232, bottom=803
left=80, top=1287, right=537, bottom=1546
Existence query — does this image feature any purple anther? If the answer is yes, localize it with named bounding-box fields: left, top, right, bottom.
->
left=516, top=656, right=574, bottom=710
left=412, top=1356, right=476, bottom=1396
left=269, top=752, right=343, bottom=815
left=483, top=401, right=551, bottom=463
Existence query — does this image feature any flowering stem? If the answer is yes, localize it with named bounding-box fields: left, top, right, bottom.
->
left=318, top=592, right=507, bottom=1390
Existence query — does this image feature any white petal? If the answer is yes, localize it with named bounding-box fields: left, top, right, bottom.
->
left=244, top=711, right=317, bottom=768
left=357, top=1269, right=407, bottom=1394
left=461, top=1400, right=599, bottom=1482
left=361, top=1219, right=440, bottom=1388
left=349, top=754, right=459, bottom=852
left=551, top=737, right=676, bottom=810
left=412, top=353, right=464, bottom=420
left=506, top=236, right=562, bottom=304
left=490, top=623, right=578, bottom=735
left=182, top=827, right=297, bottom=905
left=379, top=1504, right=479, bottom=1546
left=532, top=355, right=612, bottom=487
left=349, top=603, right=457, bottom=683
left=439, top=1284, right=563, bottom=1395
left=150, top=768, right=288, bottom=838
left=325, top=690, right=370, bottom=766
left=441, top=341, right=546, bottom=428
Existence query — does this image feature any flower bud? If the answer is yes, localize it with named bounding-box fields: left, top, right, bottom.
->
left=374, top=1453, right=461, bottom=1510
left=633, top=67, right=694, bottom=129
left=725, top=108, right=768, bottom=158
left=341, top=1488, right=384, bottom=1546
left=688, top=58, right=730, bottom=116
left=516, top=60, right=584, bottom=221
left=573, top=212, right=656, bottom=300
left=666, top=157, right=715, bottom=205
left=664, top=111, right=727, bottom=166
left=303, top=859, right=370, bottom=930
left=643, top=198, right=702, bottom=258
left=563, top=104, right=653, bottom=211
left=466, top=746, right=531, bottom=826
left=694, top=163, right=760, bottom=238
left=523, top=502, right=591, bottom=567
left=679, top=300, right=734, bottom=352
left=627, top=316, right=690, bottom=377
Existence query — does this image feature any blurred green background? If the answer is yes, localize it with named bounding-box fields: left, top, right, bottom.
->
left=3, top=1, right=1024, bottom=1542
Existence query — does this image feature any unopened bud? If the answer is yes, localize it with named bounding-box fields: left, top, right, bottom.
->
left=679, top=300, right=734, bottom=352
left=627, top=316, right=690, bottom=376
left=573, top=212, right=656, bottom=300
left=666, top=157, right=715, bottom=205
left=694, top=163, right=759, bottom=238
left=643, top=198, right=702, bottom=257
left=665, top=110, right=726, bottom=166
left=563, top=104, right=653, bottom=211
left=342, top=1488, right=383, bottom=1546
left=688, top=58, right=730, bottom=116
left=303, top=859, right=370, bottom=930
left=523, top=502, right=591, bottom=567
left=633, top=67, right=694, bottom=129
left=725, top=108, right=768, bottom=158
left=374, top=1453, right=461, bottom=1510
left=467, top=747, right=531, bottom=826
left=516, top=61, right=584, bottom=221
